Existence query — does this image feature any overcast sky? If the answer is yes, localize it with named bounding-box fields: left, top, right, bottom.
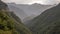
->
left=2, top=0, right=60, bottom=5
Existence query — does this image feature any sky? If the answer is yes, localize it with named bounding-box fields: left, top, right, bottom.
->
left=2, top=0, right=60, bottom=5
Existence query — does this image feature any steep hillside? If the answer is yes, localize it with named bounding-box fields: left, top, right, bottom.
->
left=26, top=4, right=60, bottom=34
left=0, top=0, right=32, bottom=34
left=7, top=3, right=54, bottom=21
left=23, top=14, right=36, bottom=24
left=0, top=10, right=17, bottom=34
left=0, top=10, right=32, bottom=34
left=0, top=0, right=8, bottom=10
left=7, top=4, right=28, bottom=21
left=16, top=3, right=54, bottom=15
left=7, top=11, right=32, bottom=34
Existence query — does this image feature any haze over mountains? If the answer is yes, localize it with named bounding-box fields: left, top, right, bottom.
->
left=7, top=4, right=28, bottom=21
left=7, top=3, right=54, bottom=21
left=25, top=3, right=60, bottom=34
left=1, top=0, right=60, bottom=34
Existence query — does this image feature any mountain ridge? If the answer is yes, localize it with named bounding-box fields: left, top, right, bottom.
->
left=7, top=4, right=28, bottom=21
left=7, top=3, right=55, bottom=22
left=25, top=3, right=60, bottom=34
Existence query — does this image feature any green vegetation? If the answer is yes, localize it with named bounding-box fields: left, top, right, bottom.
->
left=0, top=11, right=16, bottom=34
left=0, top=0, right=32, bottom=34
left=0, top=10, right=32, bottom=34
left=8, top=12, right=32, bottom=34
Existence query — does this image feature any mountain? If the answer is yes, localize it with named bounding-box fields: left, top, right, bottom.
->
left=7, top=3, right=54, bottom=22
left=0, top=0, right=15, bottom=34
left=7, top=3, right=28, bottom=21
left=0, top=0, right=8, bottom=10
left=7, top=11, right=32, bottom=34
left=23, top=14, right=36, bottom=24
left=0, top=10, right=32, bottom=34
left=0, top=1, right=32, bottom=34
left=25, top=4, right=60, bottom=34
left=15, top=3, right=54, bottom=16
left=0, top=10, right=18, bottom=34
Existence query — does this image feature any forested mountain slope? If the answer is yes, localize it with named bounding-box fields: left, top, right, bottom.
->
left=26, top=4, right=60, bottom=34
left=8, top=11, right=32, bottom=34
left=0, top=0, right=32, bottom=34
left=0, top=10, right=32, bottom=34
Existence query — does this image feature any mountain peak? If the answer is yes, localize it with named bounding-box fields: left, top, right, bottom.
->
left=31, top=2, right=59, bottom=6
left=26, top=2, right=60, bottom=34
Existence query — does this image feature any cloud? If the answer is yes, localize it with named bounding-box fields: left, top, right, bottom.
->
left=2, top=0, right=11, bottom=3
left=39, top=0, right=59, bottom=5
left=2, top=0, right=60, bottom=5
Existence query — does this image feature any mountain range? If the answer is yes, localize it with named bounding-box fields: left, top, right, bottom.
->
left=7, top=3, right=28, bottom=21
left=25, top=3, right=60, bottom=34
left=1, top=0, right=60, bottom=34
left=7, top=3, right=54, bottom=22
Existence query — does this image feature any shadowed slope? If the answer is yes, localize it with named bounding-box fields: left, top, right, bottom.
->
left=26, top=4, right=60, bottom=34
